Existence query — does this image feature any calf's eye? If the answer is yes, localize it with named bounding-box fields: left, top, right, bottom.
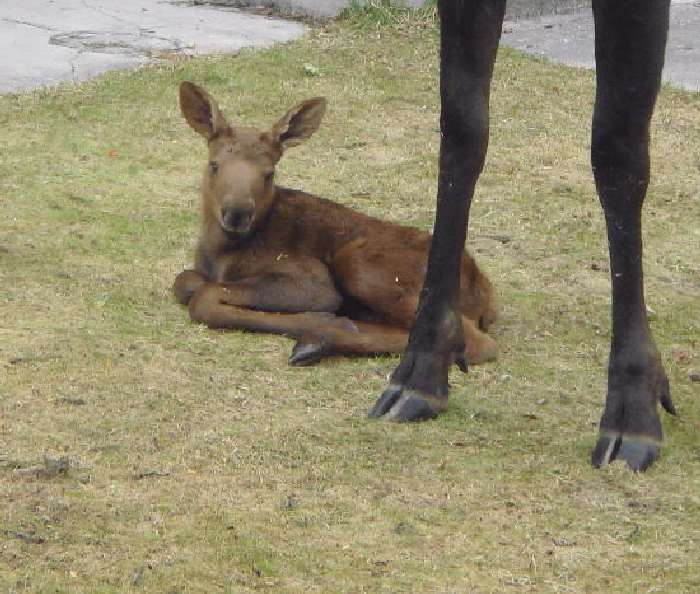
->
left=209, top=161, right=219, bottom=175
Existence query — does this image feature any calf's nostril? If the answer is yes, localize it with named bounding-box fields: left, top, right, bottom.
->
left=222, top=208, right=252, bottom=230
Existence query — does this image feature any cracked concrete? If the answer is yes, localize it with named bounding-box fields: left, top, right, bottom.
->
left=50, top=31, right=185, bottom=55
left=0, top=0, right=307, bottom=93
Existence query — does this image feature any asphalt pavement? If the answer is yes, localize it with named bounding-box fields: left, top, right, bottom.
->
left=0, top=0, right=697, bottom=94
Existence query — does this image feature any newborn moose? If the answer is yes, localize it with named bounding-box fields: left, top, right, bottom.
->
left=174, top=81, right=497, bottom=369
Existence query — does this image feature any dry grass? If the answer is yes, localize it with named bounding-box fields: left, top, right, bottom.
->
left=1, top=12, right=699, bottom=594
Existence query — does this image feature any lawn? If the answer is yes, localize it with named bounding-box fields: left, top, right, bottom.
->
left=1, top=6, right=699, bottom=593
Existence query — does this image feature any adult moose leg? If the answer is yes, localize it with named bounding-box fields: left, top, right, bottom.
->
left=590, top=0, right=676, bottom=471
left=370, top=0, right=507, bottom=421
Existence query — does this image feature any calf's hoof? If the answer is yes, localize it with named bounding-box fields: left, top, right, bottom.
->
left=289, top=340, right=328, bottom=366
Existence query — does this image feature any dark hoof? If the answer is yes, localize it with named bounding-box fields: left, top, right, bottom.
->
left=368, top=384, right=446, bottom=422
left=289, top=340, right=327, bottom=366
left=454, top=352, right=469, bottom=374
left=592, top=433, right=661, bottom=472
left=658, top=375, right=676, bottom=416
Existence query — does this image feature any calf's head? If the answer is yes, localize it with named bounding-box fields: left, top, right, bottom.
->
left=180, top=81, right=326, bottom=239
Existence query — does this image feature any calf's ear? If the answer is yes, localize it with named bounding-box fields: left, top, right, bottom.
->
left=271, top=98, right=327, bottom=150
left=179, top=81, right=230, bottom=140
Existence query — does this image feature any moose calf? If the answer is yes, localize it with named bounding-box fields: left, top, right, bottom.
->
left=174, top=81, right=497, bottom=369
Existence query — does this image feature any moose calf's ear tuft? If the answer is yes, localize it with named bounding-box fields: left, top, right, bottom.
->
left=180, top=81, right=230, bottom=140
left=272, top=97, right=327, bottom=151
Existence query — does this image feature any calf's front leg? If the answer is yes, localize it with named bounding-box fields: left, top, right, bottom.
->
left=176, top=276, right=415, bottom=366
left=174, top=258, right=342, bottom=313
left=174, top=266, right=410, bottom=365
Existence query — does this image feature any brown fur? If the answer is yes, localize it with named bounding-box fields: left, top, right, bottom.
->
left=174, top=81, right=497, bottom=366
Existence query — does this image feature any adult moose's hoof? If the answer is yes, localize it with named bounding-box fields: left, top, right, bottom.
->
left=369, top=347, right=463, bottom=422
left=369, top=384, right=446, bottom=421
left=591, top=355, right=676, bottom=472
left=592, top=434, right=661, bottom=472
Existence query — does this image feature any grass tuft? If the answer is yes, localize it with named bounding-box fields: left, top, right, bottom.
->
left=340, top=0, right=437, bottom=29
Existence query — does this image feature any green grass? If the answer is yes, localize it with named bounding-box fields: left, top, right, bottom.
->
left=340, top=0, right=437, bottom=28
left=1, top=12, right=700, bottom=594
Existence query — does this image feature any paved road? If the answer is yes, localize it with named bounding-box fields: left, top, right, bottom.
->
left=0, top=0, right=306, bottom=93
left=0, top=1, right=697, bottom=94
left=502, top=0, right=700, bottom=91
